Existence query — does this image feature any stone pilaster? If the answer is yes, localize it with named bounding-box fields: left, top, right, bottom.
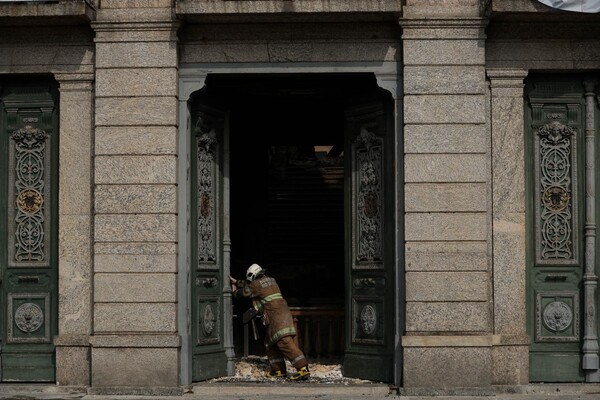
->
left=487, top=68, right=530, bottom=385
left=54, top=73, right=94, bottom=386
left=91, top=2, right=180, bottom=392
left=401, top=5, right=491, bottom=388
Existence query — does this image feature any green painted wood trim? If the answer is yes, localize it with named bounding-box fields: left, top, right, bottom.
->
left=525, top=75, right=588, bottom=383
left=0, top=78, right=59, bottom=382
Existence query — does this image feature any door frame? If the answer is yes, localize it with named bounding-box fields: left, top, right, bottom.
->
left=177, top=61, right=403, bottom=386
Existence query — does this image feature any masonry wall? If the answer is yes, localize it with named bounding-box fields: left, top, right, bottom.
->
left=89, top=0, right=180, bottom=390
left=180, top=22, right=401, bottom=64
left=0, top=23, right=95, bottom=386
left=399, top=0, right=498, bottom=389
left=2, top=0, right=599, bottom=392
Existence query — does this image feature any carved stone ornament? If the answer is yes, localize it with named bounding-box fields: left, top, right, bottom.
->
left=543, top=301, right=573, bottom=332
left=14, top=302, right=44, bottom=333
left=360, top=305, right=377, bottom=335
left=202, top=304, right=216, bottom=336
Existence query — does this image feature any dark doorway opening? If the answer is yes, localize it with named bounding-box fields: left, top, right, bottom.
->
left=202, top=73, right=379, bottom=359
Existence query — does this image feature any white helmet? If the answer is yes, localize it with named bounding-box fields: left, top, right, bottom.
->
left=246, top=263, right=264, bottom=282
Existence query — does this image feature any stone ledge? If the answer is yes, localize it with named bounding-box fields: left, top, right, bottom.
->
left=400, top=386, right=498, bottom=396
left=90, top=334, right=181, bottom=348
left=493, top=334, right=530, bottom=346
left=403, top=335, right=493, bottom=347
left=87, top=386, right=184, bottom=396
left=492, top=0, right=553, bottom=13
left=177, top=0, right=402, bottom=15
left=0, top=0, right=94, bottom=21
left=402, top=334, right=531, bottom=347
left=54, top=334, right=90, bottom=347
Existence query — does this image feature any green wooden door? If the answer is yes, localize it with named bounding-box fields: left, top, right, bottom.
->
left=190, top=98, right=231, bottom=381
left=0, top=81, right=58, bottom=381
left=526, top=77, right=588, bottom=382
left=343, top=89, right=395, bottom=382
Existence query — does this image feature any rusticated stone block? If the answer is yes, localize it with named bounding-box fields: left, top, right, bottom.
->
left=404, top=40, right=484, bottom=66
left=95, top=126, right=176, bottom=156
left=95, top=253, right=176, bottom=273
left=101, top=0, right=173, bottom=7
left=94, top=303, right=176, bottom=333
left=405, top=154, right=487, bottom=183
left=404, top=66, right=486, bottom=94
left=96, top=41, right=177, bottom=68
left=95, top=214, right=176, bottom=242
left=95, top=243, right=176, bottom=273
left=95, top=185, right=176, bottom=214
left=406, top=302, right=490, bottom=332
left=406, top=272, right=488, bottom=301
left=95, top=155, right=176, bottom=184
left=96, top=97, right=177, bottom=126
left=94, top=273, right=176, bottom=303
left=96, top=8, right=174, bottom=23
left=56, top=345, right=90, bottom=386
left=404, top=95, right=486, bottom=124
left=92, top=347, right=177, bottom=387
left=404, top=346, right=492, bottom=387
left=405, top=241, right=488, bottom=272
left=96, top=68, right=177, bottom=97
left=492, top=345, right=529, bottom=385
left=405, top=183, right=486, bottom=212
left=405, top=212, right=487, bottom=242
left=404, top=124, right=487, bottom=154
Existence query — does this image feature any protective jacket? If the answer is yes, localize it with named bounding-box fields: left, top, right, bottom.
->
left=235, top=275, right=296, bottom=349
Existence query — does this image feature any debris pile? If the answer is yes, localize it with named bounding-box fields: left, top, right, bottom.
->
left=209, top=356, right=372, bottom=384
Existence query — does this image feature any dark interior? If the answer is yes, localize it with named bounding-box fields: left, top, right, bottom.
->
left=201, top=73, right=378, bottom=357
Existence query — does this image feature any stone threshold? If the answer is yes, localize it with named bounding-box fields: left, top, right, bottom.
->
left=2, top=383, right=600, bottom=398
left=400, top=384, right=600, bottom=397
left=192, top=382, right=392, bottom=396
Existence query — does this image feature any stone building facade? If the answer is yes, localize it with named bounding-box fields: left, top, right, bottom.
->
left=1, top=0, right=600, bottom=393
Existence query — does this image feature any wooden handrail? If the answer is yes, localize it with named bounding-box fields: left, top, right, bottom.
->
left=291, top=307, right=344, bottom=358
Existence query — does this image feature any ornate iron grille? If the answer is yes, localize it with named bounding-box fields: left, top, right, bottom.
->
left=8, top=125, right=50, bottom=266
left=535, top=120, right=578, bottom=264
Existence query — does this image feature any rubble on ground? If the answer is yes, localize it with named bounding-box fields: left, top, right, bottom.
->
left=208, top=356, right=373, bottom=384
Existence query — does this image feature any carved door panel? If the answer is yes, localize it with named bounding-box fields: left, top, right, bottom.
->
left=0, top=82, right=58, bottom=381
left=190, top=101, right=231, bottom=381
left=343, top=90, right=395, bottom=382
left=526, top=78, right=588, bottom=382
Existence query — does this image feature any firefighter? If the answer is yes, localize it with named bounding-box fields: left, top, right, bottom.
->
left=230, top=263, right=310, bottom=380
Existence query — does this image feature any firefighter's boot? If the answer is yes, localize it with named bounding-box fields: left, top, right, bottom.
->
left=266, top=369, right=287, bottom=379
left=290, top=366, right=310, bottom=381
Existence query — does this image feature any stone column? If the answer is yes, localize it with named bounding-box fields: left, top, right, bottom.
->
left=91, top=1, right=180, bottom=393
left=487, top=68, right=530, bottom=385
left=54, top=73, right=94, bottom=386
left=582, top=77, right=600, bottom=382
left=401, top=1, right=492, bottom=389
